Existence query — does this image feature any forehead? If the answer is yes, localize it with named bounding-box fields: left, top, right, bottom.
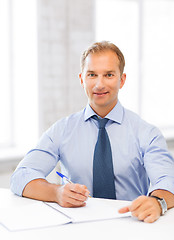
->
left=84, top=50, right=120, bottom=71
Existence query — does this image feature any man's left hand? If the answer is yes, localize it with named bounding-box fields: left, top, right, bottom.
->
left=118, top=195, right=161, bottom=223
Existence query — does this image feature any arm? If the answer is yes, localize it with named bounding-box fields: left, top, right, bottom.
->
left=12, top=120, right=89, bottom=207
left=119, top=126, right=174, bottom=223
left=22, top=178, right=90, bottom=207
left=119, top=189, right=174, bottom=223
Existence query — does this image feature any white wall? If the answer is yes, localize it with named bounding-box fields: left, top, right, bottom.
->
left=1, top=0, right=174, bottom=189
left=0, top=0, right=95, bottom=188
left=37, top=0, right=95, bottom=134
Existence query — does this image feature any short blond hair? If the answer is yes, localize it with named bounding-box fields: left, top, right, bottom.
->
left=80, top=41, right=125, bottom=75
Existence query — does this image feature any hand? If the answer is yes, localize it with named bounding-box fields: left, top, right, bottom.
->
left=118, top=195, right=161, bottom=223
left=56, top=183, right=90, bottom=208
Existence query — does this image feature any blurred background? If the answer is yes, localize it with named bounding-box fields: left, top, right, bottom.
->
left=0, top=0, right=174, bottom=188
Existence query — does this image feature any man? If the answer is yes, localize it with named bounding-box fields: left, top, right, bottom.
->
left=11, top=41, right=174, bottom=223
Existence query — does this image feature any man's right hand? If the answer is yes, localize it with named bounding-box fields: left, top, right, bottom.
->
left=56, top=183, right=90, bottom=207
left=22, top=179, right=90, bottom=208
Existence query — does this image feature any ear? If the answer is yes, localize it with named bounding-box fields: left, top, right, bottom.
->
left=79, top=73, right=84, bottom=88
left=120, top=73, right=126, bottom=89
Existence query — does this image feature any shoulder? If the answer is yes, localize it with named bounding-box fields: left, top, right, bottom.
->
left=45, top=109, right=85, bottom=139
left=123, top=107, right=162, bottom=141
left=59, top=108, right=85, bottom=128
left=123, top=107, right=147, bottom=127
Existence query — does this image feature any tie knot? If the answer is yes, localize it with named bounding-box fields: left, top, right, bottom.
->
left=98, top=118, right=108, bottom=129
left=92, top=116, right=108, bottom=129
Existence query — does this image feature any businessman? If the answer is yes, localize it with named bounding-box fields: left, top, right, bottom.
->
left=11, top=41, right=174, bottom=223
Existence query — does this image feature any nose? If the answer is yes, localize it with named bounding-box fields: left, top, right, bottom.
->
left=95, top=75, right=105, bottom=90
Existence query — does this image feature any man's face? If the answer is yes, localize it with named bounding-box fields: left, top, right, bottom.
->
left=79, top=50, right=126, bottom=117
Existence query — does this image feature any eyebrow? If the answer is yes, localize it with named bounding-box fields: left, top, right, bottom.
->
left=86, top=70, right=116, bottom=73
left=86, top=70, right=95, bottom=73
left=105, top=70, right=116, bottom=73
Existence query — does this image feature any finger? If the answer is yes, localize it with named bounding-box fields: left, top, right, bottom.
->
left=60, top=199, right=86, bottom=208
left=144, top=214, right=159, bottom=223
left=69, top=184, right=90, bottom=197
left=129, top=195, right=147, bottom=212
left=57, top=190, right=87, bottom=208
left=65, top=196, right=87, bottom=208
left=131, top=202, right=154, bottom=219
left=134, top=208, right=152, bottom=221
left=130, top=197, right=161, bottom=222
left=68, top=202, right=86, bottom=208
left=68, top=190, right=88, bottom=202
left=118, top=206, right=130, bottom=214
left=57, top=182, right=91, bottom=208
left=133, top=196, right=161, bottom=216
left=64, top=184, right=89, bottom=205
left=56, top=184, right=87, bottom=207
left=131, top=204, right=149, bottom=218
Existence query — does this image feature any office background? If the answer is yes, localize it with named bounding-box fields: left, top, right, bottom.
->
left=0, top=0, right=174, bottom=188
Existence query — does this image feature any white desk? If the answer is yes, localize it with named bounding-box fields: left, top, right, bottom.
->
left=0, top=188, right=174, bottom=240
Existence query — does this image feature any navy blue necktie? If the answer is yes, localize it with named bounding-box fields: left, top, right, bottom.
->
left=93, top=116, right=116, bottom=199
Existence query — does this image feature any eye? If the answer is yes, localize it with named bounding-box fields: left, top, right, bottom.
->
left=106, top=73, right=113, bottom=77
left=88, top=73, right=96, bottom=77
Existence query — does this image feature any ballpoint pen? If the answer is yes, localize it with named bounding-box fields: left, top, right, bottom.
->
left=56, top=171, right=72, bottom=184
left=56, top=171, right=92, bottom=197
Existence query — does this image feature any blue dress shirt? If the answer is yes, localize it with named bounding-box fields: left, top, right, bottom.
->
left=10, top=101, right=174, bottom=200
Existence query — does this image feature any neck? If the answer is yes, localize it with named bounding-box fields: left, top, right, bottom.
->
left=90, top=103, right=117, bottom=118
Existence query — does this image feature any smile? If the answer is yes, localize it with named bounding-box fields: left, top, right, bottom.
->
left=94, top=92, right=108, bottom=96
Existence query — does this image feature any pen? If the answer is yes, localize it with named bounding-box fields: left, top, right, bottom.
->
left=56, top=171, right=72, bottom=184
left=56, top=171, right=92, bottom=197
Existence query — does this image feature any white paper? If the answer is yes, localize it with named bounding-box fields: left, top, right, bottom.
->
left=0, top=201, right=70, bottom=231
left=46, top=197, right=131, bottom=223
left=0, top=197, right=131, bottom=231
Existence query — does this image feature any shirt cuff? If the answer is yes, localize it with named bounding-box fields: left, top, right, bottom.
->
left=148, top=177, right=174, bottom=195
left=10, top=167, right=46, bottom=197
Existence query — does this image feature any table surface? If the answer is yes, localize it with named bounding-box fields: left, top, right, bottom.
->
left=0, top=188, right=174, bottom=240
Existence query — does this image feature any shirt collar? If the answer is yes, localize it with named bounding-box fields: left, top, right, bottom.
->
left=84, top=100, right=124, bottom=124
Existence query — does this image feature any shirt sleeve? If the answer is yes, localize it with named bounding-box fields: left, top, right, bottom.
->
left=143, top=126, right=174, bottom=195
left=10, top=129, right=60, bottom=196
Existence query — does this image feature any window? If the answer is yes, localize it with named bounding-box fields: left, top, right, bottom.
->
left=95, top=0, right=174, bottom=139
left=0, top=0, right=38, bottom=153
